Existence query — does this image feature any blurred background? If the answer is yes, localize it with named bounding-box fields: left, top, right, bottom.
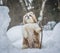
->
left=0, top=0, right=60, bottom=29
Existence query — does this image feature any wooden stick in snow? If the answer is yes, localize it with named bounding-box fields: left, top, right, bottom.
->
left=39, top=0, right=47, bottom=48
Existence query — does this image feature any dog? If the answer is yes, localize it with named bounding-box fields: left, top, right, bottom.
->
left=22, top=12, right=41, bottom=48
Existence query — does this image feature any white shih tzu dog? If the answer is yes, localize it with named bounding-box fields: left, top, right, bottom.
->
left=23, top=12, right=41, bottom=48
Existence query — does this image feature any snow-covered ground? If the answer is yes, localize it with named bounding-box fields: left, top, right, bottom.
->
left=43, top=21, right=56, bottom=30
left=6, top=22, right=60, bottom=53
left=0, top=6, right=60, bottom=53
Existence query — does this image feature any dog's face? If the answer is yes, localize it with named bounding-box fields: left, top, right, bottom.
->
left=23, top=12, right=37, bottom=24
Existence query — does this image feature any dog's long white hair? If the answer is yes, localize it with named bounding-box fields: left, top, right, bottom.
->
left=23, top=12, right=37, bottom=24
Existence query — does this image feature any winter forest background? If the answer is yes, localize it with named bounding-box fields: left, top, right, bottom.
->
left=0, top=0, right=60, bottom=53
left=1, top=0, right=60, bottom=28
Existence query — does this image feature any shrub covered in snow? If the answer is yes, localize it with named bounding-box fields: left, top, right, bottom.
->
left=43, top=21, right=56, bottom=30
left=0, top=6, right=11, bottom=52
left=52, top=22, right=60, bottom=43
left=0, top=6, right=11, bottom=36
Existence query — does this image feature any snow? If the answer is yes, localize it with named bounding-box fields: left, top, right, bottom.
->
left=43, top=23, right=60, bottom=49
left=43, top=21, right=56, bottom=30
left=6, top=22, right=60, bottom=53
left=7, top=26, right=23, bottom=42
left=0, top=6, right=60, bottom=53
left=0, top=6, right=11, bottom=36
left=7, top=26, right=23, bottom=48
left=43, top=30, right=53, bottom=44
left=0, top=6, right=12, bottom=53
left=52, top=23, right=60, bottom=47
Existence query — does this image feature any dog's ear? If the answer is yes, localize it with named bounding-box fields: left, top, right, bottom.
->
left=23, top=16, right=27, bottom=24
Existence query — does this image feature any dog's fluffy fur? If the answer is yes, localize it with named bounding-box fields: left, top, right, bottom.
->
left=22, top=12, right=41, bottom=48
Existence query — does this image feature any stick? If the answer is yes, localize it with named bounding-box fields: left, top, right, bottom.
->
left=39, top=0, right=47, bottom=48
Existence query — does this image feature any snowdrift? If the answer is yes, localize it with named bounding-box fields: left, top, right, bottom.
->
left=7, top=25, right=23, bottom=48
left=6, top=22, right=60, bottom=50
left=0, top=6, right=11, bottom=36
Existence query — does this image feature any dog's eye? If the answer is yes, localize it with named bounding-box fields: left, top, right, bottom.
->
left=29, top=15, right=32, bottom=18
left=25, top=16, right=30, bottom=19
left=29, top=15, right=33, bottom=19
